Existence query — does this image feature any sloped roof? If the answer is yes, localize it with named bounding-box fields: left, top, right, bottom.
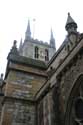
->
left=65, top=13, right=77, bottom=31
left=66, top=13, right=76, bottom=26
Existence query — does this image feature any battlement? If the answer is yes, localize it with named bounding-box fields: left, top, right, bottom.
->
left=24, top=38, right=51, bottom=47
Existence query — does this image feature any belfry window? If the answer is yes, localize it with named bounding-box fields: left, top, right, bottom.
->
left=45, top=49, right=49, bottom=61
left=35, top=46, right=39, bottom=59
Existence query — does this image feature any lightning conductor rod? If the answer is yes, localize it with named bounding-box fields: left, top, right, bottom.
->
left=33, top=18, right=36, bottom=39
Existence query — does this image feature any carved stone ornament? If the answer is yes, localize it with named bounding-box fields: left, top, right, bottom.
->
left=68, top=33, right=77, bottom=44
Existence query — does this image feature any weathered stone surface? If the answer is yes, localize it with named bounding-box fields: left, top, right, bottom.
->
left=0, top=14, right=83, bottom=125
left=1, top=100, right=36, bottom=125
left=5, top=70, right=46, bottom=100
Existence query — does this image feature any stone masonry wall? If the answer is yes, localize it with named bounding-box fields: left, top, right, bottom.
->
left=5, top=70, right=46, bottom=100
left=0, top=100, right=36, bottom=125
left=0, top=65, right=46, bottom=125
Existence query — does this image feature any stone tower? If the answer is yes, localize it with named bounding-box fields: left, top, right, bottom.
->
left=0, top=13, right=83, bottom=125
left=19, top=20, right=56, bottom=62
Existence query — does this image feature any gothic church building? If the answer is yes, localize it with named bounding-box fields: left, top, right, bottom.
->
left=0, top=13, right=83, bottom=125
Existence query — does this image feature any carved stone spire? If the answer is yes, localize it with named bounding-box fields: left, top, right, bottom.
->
left=8, top=40, right=19, bottom=57
left=25, top=20, right=31, bottom=40
left=51, top=29, right=54, bottom=40
left=65, top=13, right=77, bottom=33
left=50, top=29, right=56, bottom=49
left=19, top=38, right=23, bottom=53
left=19, top=38, right=23, bottom=55
left=0, top=73, right=3, bottom=85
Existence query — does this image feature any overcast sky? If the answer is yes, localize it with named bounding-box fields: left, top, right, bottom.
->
left=0, top=0, right=83, bottom=75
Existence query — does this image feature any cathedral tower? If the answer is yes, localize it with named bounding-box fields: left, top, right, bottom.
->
left=19, top=20, right=56, bottom=62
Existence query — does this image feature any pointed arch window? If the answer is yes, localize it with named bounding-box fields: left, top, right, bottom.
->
left=34, top=46, right=39, bottom=59
left=64, top=74, right=83, bottom=125
left=45, top=49, right=49, bottom=61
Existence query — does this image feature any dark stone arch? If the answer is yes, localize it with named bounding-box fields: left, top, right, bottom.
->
left=64, top=74, right=83, bottom=125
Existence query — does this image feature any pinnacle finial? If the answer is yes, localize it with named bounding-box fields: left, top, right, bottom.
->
left=0, top=73, right=3, bottom=85
left=51, top=28, right=54, bottom=39
left=1, top=74, right=3, bottom=80
left=68, top=12, right=70, bottom=16
left=8, top=40, right=19, bottom=56
left=65, top=13, right=77, bottom=32
left=19, top=38, right=23, bottom=54
left=50, top=28, right=55, bottom=49
left=25, top=19, right=31, bottom=40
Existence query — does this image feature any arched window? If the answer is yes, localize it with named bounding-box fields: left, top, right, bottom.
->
left=45, top=49, right=49, bottom=61
left=65, top=74, right=83, bottom=125
left=34, top=46, right=39, bottom=59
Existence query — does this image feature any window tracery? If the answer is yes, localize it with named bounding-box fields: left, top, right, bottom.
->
left=34, top=46, right=39, bottom=59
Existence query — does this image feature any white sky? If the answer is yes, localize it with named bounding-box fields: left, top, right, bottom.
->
left=0, top=0, right=83, bottom=75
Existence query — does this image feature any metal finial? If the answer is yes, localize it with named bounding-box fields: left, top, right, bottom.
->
left=33, top=18, right=36, bottom=39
